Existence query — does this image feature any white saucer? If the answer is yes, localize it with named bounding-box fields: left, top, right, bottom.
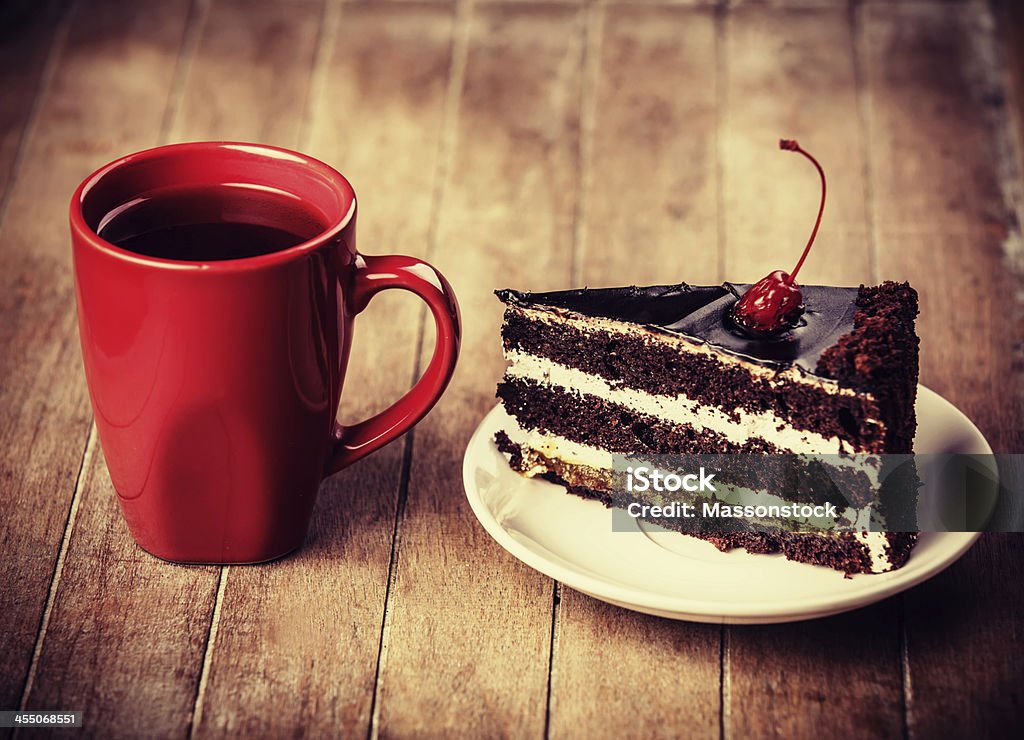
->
left=462, top=386, right=992, bottom=624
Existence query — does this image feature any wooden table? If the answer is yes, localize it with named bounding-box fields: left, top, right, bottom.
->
left=2, top=0, right=1022, bottom=736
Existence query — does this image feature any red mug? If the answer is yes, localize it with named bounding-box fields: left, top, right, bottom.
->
left=70, top=142, right=460, bottom=564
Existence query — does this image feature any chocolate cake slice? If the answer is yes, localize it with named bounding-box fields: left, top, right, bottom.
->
left=493, top=280, right=921, bottom=575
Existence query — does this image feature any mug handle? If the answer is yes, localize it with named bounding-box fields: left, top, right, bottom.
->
left=324, top=253, right=461, bottom=476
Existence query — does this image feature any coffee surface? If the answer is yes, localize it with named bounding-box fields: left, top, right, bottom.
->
left=98, top=184, right=326, bottom=261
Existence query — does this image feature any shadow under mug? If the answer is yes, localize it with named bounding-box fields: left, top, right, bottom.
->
left=70, top=142, right=461, bottom=564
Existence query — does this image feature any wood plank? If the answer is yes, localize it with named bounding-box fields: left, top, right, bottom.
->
left=554, top=594, right=721, bottom=739
left=862, top=1, right=1023, bottom=448
left=861, top=2, right=1024, bottom=735
left=373, top=3, right=583, bottom=735
left=577, top=4, right=719, bottom=287
left=170, top=0, right=324, bottom=146
left=727, top=605, right=904, bottom=738
left=996, top=0, right=1024, bottom=156
left=727, top=0, right=846, bottom=6
left=720, top=5, right=905, bottom=737
left=551, top=6, right=721, bottom=738
left=899, top=535, right=1024, bottom=737
left=190, top=3, right=456, bottom=736
left=20, top=445, right=221, bottom=736
left=722, top=3, right=872, bottom=285
left=0, top=0, right=67, bottom=207
left=728, top=1, right=979, bottom=6
left=4, top=0, right=204, bottom=730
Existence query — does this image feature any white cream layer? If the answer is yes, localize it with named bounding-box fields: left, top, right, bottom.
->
left=505, top=349, right=858, bottom=456
left=497, top=406, right=894, bottom=572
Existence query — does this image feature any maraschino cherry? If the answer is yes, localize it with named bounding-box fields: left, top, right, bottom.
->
left=731, top=139, right=826, bottom=336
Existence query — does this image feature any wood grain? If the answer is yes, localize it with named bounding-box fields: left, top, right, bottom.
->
left=721, top=3, right=871, bottom=285
left=577, top=4, right=719, bottom=287
left=0, top=13, right=69, bottom=706
left=0, top=1, right=1021, bottom=736
left=0, top=0, right=67, bottom=206
left=996, top=0, right=1024, bottom=155
left=861, top=2, right=1024, bottom=736
left=550, top=6, right=721, bottom=739
left=0, top=0, right=193, bottom=719
left=720, top=6, right=904, bottom=739
left=190, top=3, right=457, bottom=736
left=21, top=445, right=220, bottom=737
left=861, top=1, right=1023, bottom=447
left=553, top=595, right=722, bottom=740
left=372, top=3, right=583, bottom=735
left=900, top=535, right=1024, bottom=737
left=170, top=0, right=324, bottom=146
left=726, top=605, right=904, bottom=739
left=860, top=0, right=1019, bottom=442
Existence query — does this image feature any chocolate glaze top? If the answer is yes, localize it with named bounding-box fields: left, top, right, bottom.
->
left=495, top=283, right=861, bottom=375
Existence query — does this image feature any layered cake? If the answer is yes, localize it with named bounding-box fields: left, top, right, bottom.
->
left=493, top=281, right=920, bottom=574
left=492, top=140, right=920, bottom=575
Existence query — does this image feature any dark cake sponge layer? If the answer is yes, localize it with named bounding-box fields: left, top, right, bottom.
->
left=497, top=378, right=888, bottom=509
left=816, top=282, right=920, bottom=451
left=499, top=377, right=782, bottom=455
left=501, top=309, right=887, bottom=452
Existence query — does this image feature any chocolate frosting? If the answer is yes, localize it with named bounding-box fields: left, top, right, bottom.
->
left=495, top=283, right=861, bottom=374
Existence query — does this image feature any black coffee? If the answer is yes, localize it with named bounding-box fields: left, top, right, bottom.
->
left=98, top=184, right=327, bottom=261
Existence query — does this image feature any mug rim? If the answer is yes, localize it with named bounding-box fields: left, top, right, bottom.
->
left=69, top=141, right=357, bottom=273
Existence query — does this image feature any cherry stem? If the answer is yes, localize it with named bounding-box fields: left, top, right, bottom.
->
left=779, top=138, right=825, bottom=285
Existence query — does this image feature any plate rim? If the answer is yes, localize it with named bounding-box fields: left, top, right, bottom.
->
left=463, top=385, right=990, bottom=622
